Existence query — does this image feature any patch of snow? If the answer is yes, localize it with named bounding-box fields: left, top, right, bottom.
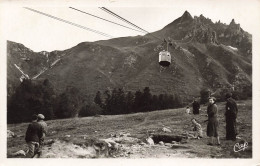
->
left=14, top=64, right=29, bottom=81
left=46, top=53, right=49, bottom=63
left=21, top=57, right=30, bottom=61
left=20, top=75, right=26, bottom=82
left=51, top=58, right=60, bottom=67
left=227, top=46, right=238, bottom=51
left=32, top=67, right=48, bottom=80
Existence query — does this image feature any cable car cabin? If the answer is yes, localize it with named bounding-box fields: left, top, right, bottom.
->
left=159, top=50, right=171, bottom=67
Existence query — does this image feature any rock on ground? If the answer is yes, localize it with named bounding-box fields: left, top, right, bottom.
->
left=11, top=150, right=26, bottom=157
left=145, top=137, right=155, bottom=145
left=7, top=130, right=15, bottom=138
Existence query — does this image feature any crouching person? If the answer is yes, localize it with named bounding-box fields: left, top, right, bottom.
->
left=186, top=106, right=191, bottom=114
left=25, top=114, right=43, bottom=158
left=182, top=118, right=203, bottom=139
left=191, top=118, right=203, bottom=139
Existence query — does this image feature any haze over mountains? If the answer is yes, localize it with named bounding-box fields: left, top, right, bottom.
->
left=7, top=11, right=252, bottom=101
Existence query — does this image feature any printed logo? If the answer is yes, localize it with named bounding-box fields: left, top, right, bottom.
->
left=233, top=141, right=248, bottom=152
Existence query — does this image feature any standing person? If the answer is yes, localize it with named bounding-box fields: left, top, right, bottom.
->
left=192, top=99, right=200, bottom=115
left=206, top=97, right=220, bottom=146
left=225, top=93, right=238, bottom=141
left=25, top=114, right=43, bottom=158
left=37, top=114, right=48, bottom=156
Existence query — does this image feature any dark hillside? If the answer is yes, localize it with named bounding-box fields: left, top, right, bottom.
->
left=7, top=11, right=252, bottom=103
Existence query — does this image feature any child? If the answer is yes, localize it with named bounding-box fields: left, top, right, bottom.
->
left=186, top=106, right=191, bottom=114
left=191, top=118, right=203, bottom=139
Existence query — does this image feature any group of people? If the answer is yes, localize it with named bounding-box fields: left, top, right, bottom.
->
left=206, top=92, right=238, bottom=146
left=25, top=114, right=47, bottom=158
left=24, top=93, right=238, bottom=157
left=186, top=99, right=200, bottom=115
left=188, top=93, right=238, bottom=146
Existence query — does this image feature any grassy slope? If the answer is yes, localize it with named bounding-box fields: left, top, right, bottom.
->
left=7, top=100, right=252, bottom=158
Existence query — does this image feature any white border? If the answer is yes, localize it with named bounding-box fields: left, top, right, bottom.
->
left=1, top=0, right=260, bottom=166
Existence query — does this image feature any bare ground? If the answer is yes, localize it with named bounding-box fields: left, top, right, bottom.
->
left=7, top=100, right=252, bottom=158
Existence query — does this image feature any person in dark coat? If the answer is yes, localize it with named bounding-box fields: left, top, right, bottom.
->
left=25, top=114, right=43, bottom=158
left=225, top=92, right=238, bottom=141
left=37, top=114, right=48, bottom=157
left=206, top=97, right=220, bottom=145
left=192, top=99, right=200, bottom=115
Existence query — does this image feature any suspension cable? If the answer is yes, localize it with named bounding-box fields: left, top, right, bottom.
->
left=99, top=7, right=164, bottom=42
left=24, top=7, right=113, bottom=38
left=69, top=7, right=144, bottom=34
left=99, top=7, right=147, bottom=33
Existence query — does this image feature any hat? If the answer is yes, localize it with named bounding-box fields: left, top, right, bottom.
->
left=37, top=114, right=45, bottom=120
left=225, top=92, right=232, bottom=99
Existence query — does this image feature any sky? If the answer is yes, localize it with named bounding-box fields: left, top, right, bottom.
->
left=1, top=0, right=260, bottom=52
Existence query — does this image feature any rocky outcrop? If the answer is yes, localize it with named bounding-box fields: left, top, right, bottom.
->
left=194, top=14, right=213, bottom=25
left=192, top=16, right=218, bottom=44
left=193, top=26, right=218, bottom=44
left=227, top=19, right=242, bottom=35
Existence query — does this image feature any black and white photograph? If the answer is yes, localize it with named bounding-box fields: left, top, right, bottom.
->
left=0, top=0, right=260, bottom=165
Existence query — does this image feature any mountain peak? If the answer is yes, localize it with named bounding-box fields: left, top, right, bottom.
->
left=183, top=10, right=191, bottom=16
left=199, top=14, right=205, bottom=18
left=163, top=10, right=193, bottom=28
left=230, top=19, right=236, bottom=25
left=228, top=18, right=241, bottom=31
left=180, top=10, right=193, bottom=21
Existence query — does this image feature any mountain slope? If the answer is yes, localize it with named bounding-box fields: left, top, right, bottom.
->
left=7, top=11, right=252, bottom=102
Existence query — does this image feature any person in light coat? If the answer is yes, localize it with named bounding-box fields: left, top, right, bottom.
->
left=206, top=97, right=220, bottom=146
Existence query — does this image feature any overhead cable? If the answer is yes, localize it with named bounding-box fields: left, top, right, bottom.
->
left=99, top=7, right=164, bottom=42
left=69, top=7, right=144, bottom=33
left=24, top=7, right=113, bottom=38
